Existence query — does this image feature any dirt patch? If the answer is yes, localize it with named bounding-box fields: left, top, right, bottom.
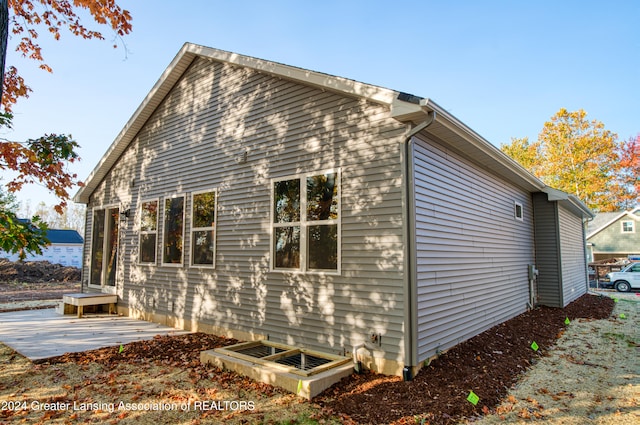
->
left=0, top=259, right=80, bottom=305
left=0, top=258, right=81, bottom=284
left=0, top=281, right=80, bottom=304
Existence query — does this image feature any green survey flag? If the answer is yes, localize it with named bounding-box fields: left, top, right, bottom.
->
left=467, top=391, right=480, bottom=405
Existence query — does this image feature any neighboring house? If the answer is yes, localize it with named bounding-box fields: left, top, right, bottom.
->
left=73, top=43, right=593, bottom=378
left=586, top=207, right=640, bottom=262
left=1, top=227, right=84, bottom=267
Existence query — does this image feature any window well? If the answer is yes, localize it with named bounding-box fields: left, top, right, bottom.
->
left=201, top=340, right=354, bottom=399
left=213, top=340, right=349, bottom=377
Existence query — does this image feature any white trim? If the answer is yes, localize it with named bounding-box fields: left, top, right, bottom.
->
left=541, top=186, right=594, bottom=219
left=270, top=169, right=341, bottom=275
left=88, top=204, right=120, bottom=292
left=73, top=43, right=591, bottom=222
left=621, top=220, right=635, bottom=234
left=73, top=43, right=407, bottom=204
left=137, top=198, right=159, bottom=265
left=161, top=194, right=186, bottom=267
left=190, top=188, right=218, bottom=268
left=271, top=174, right=303, bottom=272
left=514, top=201, right=524, bottom=221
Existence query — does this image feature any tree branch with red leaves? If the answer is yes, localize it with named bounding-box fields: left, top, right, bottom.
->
left=0, top=0, right=131, bottom=259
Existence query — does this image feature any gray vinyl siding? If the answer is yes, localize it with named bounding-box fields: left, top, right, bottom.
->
left=558, top=205, right=588, bottom=305
left=83, top=57, right=408, bottom=361
left=412, top=135, right=535, bottom=363
left=531, top=195, right=588, bottom=307
left=532, top=192, right=562, bottom=307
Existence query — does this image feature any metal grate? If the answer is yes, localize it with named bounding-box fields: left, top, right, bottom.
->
left=275, top=353, right=332, bottom=371
left=236, top=344, right=285, bottom=358
left=215, top=340, right=352, bottom=377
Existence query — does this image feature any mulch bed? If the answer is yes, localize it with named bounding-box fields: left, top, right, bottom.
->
left=37, top=333, right=285, bottom=398
left=0, top=260, right=616, bottom=425
left=41, top=333, right=239, bottom=367
left=32, top=293, right=615, bottom=425
left=315, top=294, right=615, bottom=425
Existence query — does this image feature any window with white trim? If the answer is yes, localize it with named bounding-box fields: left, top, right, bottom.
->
left=622, top=220, right=635, bottom=233
left=514, top=201, right=524, bottom=221
left=90, top=206, right=119, bottom=287
left=162, top=195, right=185, bottom=265
left=138, top=199, right=158, bottom=264
left=272, top=170, right=340, bottom=273
left=191, top=190, right=217, bottom=267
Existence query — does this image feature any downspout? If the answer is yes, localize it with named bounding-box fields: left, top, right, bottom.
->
left=582, top=216, right=594, bottom=291
left=402, top=109, right=436, bottom=381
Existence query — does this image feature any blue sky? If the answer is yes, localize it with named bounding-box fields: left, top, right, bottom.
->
left=4, top=0, right=639, bottom=207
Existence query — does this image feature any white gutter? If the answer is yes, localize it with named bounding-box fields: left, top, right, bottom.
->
left=401, top=106, right=436, bottom=380
left=542, top=187, right=595, bottom=219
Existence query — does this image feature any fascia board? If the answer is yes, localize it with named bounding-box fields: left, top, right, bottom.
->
left=189, top=44, right=400, bottom=106
left=421, top=99, right=546, bottom=192
left=74, top=43, right=413, bottom=203
left=74, top=44, right=199, bottom=203
left=541, top=187, right=594, bottom=219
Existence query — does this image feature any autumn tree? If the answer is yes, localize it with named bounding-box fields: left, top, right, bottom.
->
left=501, top=108, right=636, bottom=212
left=0, top=0, right=131, bottom=259
left=0, top=0, right=7, bottom=99
left=617, top=134, right=640, bottom=208
left=501, top=136, right=541, bottom=176
left=0, top=184, right=48, bottom=259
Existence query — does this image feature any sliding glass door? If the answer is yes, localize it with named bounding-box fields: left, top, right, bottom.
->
left=90, top=207, right=119, bottom=289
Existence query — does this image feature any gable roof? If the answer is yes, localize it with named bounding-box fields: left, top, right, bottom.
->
left=46, top=229, right=84, bottom=244
left=72, top=43, right=593, bottom=219
left=587, top=207, right=640, bottom=238
left=16, top=219, right=84, bottom=244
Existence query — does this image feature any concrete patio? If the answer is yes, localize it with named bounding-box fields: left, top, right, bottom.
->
left=0, top=308, right=189, bottom=361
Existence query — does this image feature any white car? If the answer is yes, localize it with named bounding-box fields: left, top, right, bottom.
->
left=604, top=263, right=640, bottom=292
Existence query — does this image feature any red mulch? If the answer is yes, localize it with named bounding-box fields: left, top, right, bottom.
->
left=315, top=294, right=615, bottom=425
left=0, top=261, right=616, bottom=425
left=39, top=333, right=284, bottom=397
left=41, top=332, right=239, bottom=367
left=39, top=294, right=615, bottom=425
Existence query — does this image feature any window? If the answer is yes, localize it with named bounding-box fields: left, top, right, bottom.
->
left=139, top=200, right=158, bottom=264
left=514, top=201, right=524, bottom=221
left=191, top=190, right=217, bottom=267
left=272, top=171, right=340, bottom=273
left=90, top=206, right=119, bottom=287
left=162, top=195, right=185, bottom=265
left=621, top=221, right=635, bottom=233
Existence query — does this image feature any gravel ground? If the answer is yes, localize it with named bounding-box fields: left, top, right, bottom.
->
left=468, top=290, right=639, bottom=425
